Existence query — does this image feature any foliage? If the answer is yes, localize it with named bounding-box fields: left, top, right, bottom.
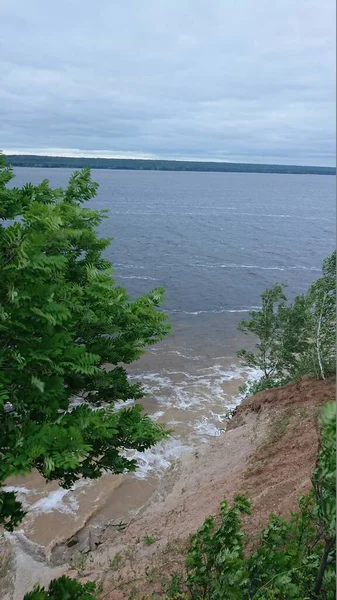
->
left=23, top=575, right=97, bottom=599
left=238, top=376, right=285, bottom=399
left=302, top=253, right=336, bottom=380
left=186, top=495, right=251, bottom=599
left=0, top=153, right=170, bottom=530
left=312, top=403, right=336, bottom=541
left=161, top=572, right=185, bottom=598
left=311, top=402, right=336, bottom=597
left=238, top=251, right=336, bottom=393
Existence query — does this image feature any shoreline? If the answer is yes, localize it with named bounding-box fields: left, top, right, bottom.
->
left=3, top=377, right=335, bottom=599
left=70, top=376, right=336, bottom=599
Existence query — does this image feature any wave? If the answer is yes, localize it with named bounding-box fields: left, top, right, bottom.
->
left=132, top=364, right=262, bottom=411
left=114, top=263, right=145, bottom=269
left=151, top=410, right=165, bottom=421
left=168, top=306, right=262, bottom=315
left=193, top=417, right=222, bottom=438
left=126, top=363, right=262, bottom=475
left=114, top=262, right=320, bottom=272
left=4, top=480, right=89, bottom=515
left=117, top=275, right=158, bottom=281
left=101, top=210, right=331, bottom=222
left=127, top=437, right=189, bottom=479
left=166, top=350, right=206, bottom=360
left=191, top=263, right=321, bottom=271
left=228, top=212, right=331, bottom=222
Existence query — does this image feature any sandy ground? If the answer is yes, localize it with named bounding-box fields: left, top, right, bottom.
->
left=69, top=376, right=336, bottom=599
left=1, top=376, right=335, bottom=599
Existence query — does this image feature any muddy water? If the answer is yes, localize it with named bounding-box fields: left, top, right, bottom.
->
left=6, top=316, right=258, bottom=559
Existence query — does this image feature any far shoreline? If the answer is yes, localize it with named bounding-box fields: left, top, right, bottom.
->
left=6, top=154, right=336, bottom=176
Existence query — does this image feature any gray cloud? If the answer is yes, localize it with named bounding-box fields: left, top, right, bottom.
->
left=1, top=0, right=335, bottom=165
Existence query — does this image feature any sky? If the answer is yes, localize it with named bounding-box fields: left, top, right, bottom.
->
left=1, top=0, right=335, bottom=165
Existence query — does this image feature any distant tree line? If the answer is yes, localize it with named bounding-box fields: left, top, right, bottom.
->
left=5, top=154, right=336, bottom=175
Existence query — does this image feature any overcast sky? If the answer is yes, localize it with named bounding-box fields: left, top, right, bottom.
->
left=1, top=0, right=335, bottom=165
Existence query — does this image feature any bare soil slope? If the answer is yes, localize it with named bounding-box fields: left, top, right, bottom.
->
left=68, top=376, right=335, bottom=599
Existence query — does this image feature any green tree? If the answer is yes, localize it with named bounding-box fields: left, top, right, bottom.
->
left=237, top=252, right=336, bottom=394
left=237, top=284, right=287, bottom=381
left=0, top=154, right=170, bottom=531
left=237, top=285, right=307, bottom=388
left=304, top=252, right=336, bottom=380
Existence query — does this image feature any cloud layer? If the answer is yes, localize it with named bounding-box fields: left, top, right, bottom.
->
left=1, top=0, right=335, bottom=165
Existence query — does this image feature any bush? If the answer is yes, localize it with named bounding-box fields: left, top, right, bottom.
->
left=239, top=377, right=286, bottom=398
left=23, top=575, right=97, bottom=600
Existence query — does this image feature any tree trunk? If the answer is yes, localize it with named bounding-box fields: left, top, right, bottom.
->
left=312, top=538, right=334, bottom=598
left=316, top=292, right=326, bottom=380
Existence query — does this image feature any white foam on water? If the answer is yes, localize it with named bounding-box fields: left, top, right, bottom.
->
left=167, top=350, right=206, bottom=360
left=4, top=480, right=91, bottom=516
left=190, top=263, right=320, bottom=271
left=3, top=486, right=37, bottom=506
left=168, top=306, right=262, bottom=315
left=231, top=367, right=263, bottom=405
left=114, top=398, right=136, bottom=411
left=132, top=363, right=260, bottom=412
left=5, top=363, right=263, bottom=516
left=151, top=410, right=165, bottom=421
left=288, top=265, right=321, bottom=271
left=118, top=275, right=158, bottom=281
left=167, top=419, right=184, bottom=426
left=114, top=262, right=320, bottom=272
left=114, top=263, right=145, bottom=269
left=233, top=212, right=331, bottom=222
left=29, top=480, right=89, bottom=515
left=193, top=417, right=222, bottom=438
left=128, top=437, right=189, bottom=479
left=209, top=410, right=228, bottom=423
left=227, top=307, right=262, bottom=312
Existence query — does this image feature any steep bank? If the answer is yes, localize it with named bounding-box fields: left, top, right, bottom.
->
left=69, top=376, right=335, bottom=599
left=1, top=377, right=335, bottom=599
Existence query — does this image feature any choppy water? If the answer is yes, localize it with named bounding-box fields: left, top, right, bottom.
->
left=9, top=168, right=335, bottom=519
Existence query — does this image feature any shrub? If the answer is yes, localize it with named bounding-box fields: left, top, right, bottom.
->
left=23, top=575, right=97, bottom=600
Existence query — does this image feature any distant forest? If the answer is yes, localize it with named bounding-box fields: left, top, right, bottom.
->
left=5, top=154, right=336, bottom=175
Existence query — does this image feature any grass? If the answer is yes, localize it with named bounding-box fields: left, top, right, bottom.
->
left=109, top=552, right=123, bottom=570
left=260, top=407, right=295, bottom=451
left=143, top=535, right=156, bottom=546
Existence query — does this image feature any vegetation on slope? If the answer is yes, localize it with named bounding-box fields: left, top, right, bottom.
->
left=237, top=251, right=336, bottom=397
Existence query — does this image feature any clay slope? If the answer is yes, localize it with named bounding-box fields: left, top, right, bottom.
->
left=69, top=376, right=335, bottom=599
